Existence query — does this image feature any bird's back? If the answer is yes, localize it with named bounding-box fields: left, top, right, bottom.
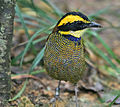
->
left=44, top=32, right=86, bottom=84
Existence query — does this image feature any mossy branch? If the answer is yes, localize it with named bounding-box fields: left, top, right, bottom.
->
left=0, top=0, right=15, bottom=106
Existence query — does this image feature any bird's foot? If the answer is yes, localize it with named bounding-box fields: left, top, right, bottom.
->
left=50, top=96, right=63, bottom=104
left=50, top=96, right=65, bottom=107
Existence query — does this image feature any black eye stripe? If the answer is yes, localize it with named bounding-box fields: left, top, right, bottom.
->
left=57, top=21, right=89, bottom=31
left=63, top=21, right=85, bottom=26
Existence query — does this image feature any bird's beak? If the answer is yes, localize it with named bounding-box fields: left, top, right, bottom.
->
left=88, top=22, right=102, bottom=28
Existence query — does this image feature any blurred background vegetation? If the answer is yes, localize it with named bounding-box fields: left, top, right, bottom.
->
left=10, top=0, right=120, bottom=106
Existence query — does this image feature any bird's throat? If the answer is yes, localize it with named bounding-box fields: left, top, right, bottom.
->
left=58, top=29, right=86, bottom=42
left=59, top=29, right=86, bottom=38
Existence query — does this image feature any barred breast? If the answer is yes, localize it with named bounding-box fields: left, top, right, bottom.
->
left=44, top=32, right=86, bottom=84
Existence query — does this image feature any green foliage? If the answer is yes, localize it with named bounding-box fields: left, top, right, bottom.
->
left=9, top=80, right=28, bottom=101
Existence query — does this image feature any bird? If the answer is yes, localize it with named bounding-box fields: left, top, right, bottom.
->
left=44, top=11, right=101, bottom=107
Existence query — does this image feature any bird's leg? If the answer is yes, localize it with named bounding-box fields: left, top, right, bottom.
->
left=75, top=83, right=78, bottom=107
left=50, top=80, right=61, bottom=103
left=55, top=80, right=61, bottom=98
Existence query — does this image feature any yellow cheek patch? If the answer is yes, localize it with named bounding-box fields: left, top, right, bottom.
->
left=58, top=15, right=90, bottom=26
left=59, top=29, right=86, bottom=38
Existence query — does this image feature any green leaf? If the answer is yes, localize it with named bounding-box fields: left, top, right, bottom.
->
left=16, top=4, right=37, bottom=66
left=20, top=27, right=49, bottom=66
left=15, top=4, right=30, bottom=39
left=30, top=69, right=46, bottom=75
left=87, top=30, right=120, bottom=64
left=22, top=13, right=48, bottom=26
left=33, top=36, right=48, bottom=44
left=42, top=0, right=64, bottom=17
left=86, top=41, right=119, bottom=73
left=15, top=18, right=40, bottom=27
left=9, top=80, right=28, bottom=101
left=99, top=65, right=119, bottom=77
left=17, top=0, right=56, bottom=23
left=89, top=6, right=110, bottom=20
left=11, top=51, right=24, bottom=65
left=11, top=69, right=46, bottom=77
left=11, top=35, right=48, bottom=65
left=30, top=46, right=45, bottom=72
left=109, top=94, right=120, bottom=107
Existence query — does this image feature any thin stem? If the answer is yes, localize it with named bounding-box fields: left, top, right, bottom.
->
left=109, top=94, right=120, bottom=107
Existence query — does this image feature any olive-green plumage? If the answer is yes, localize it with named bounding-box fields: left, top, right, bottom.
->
left=44, top=32, right=86, bottom=84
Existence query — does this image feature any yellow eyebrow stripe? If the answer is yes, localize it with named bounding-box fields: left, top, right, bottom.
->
left=58, top=15, right=90, bottom=26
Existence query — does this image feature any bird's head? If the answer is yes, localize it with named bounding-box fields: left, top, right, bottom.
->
left=53, top=12, right=101, bottom=40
